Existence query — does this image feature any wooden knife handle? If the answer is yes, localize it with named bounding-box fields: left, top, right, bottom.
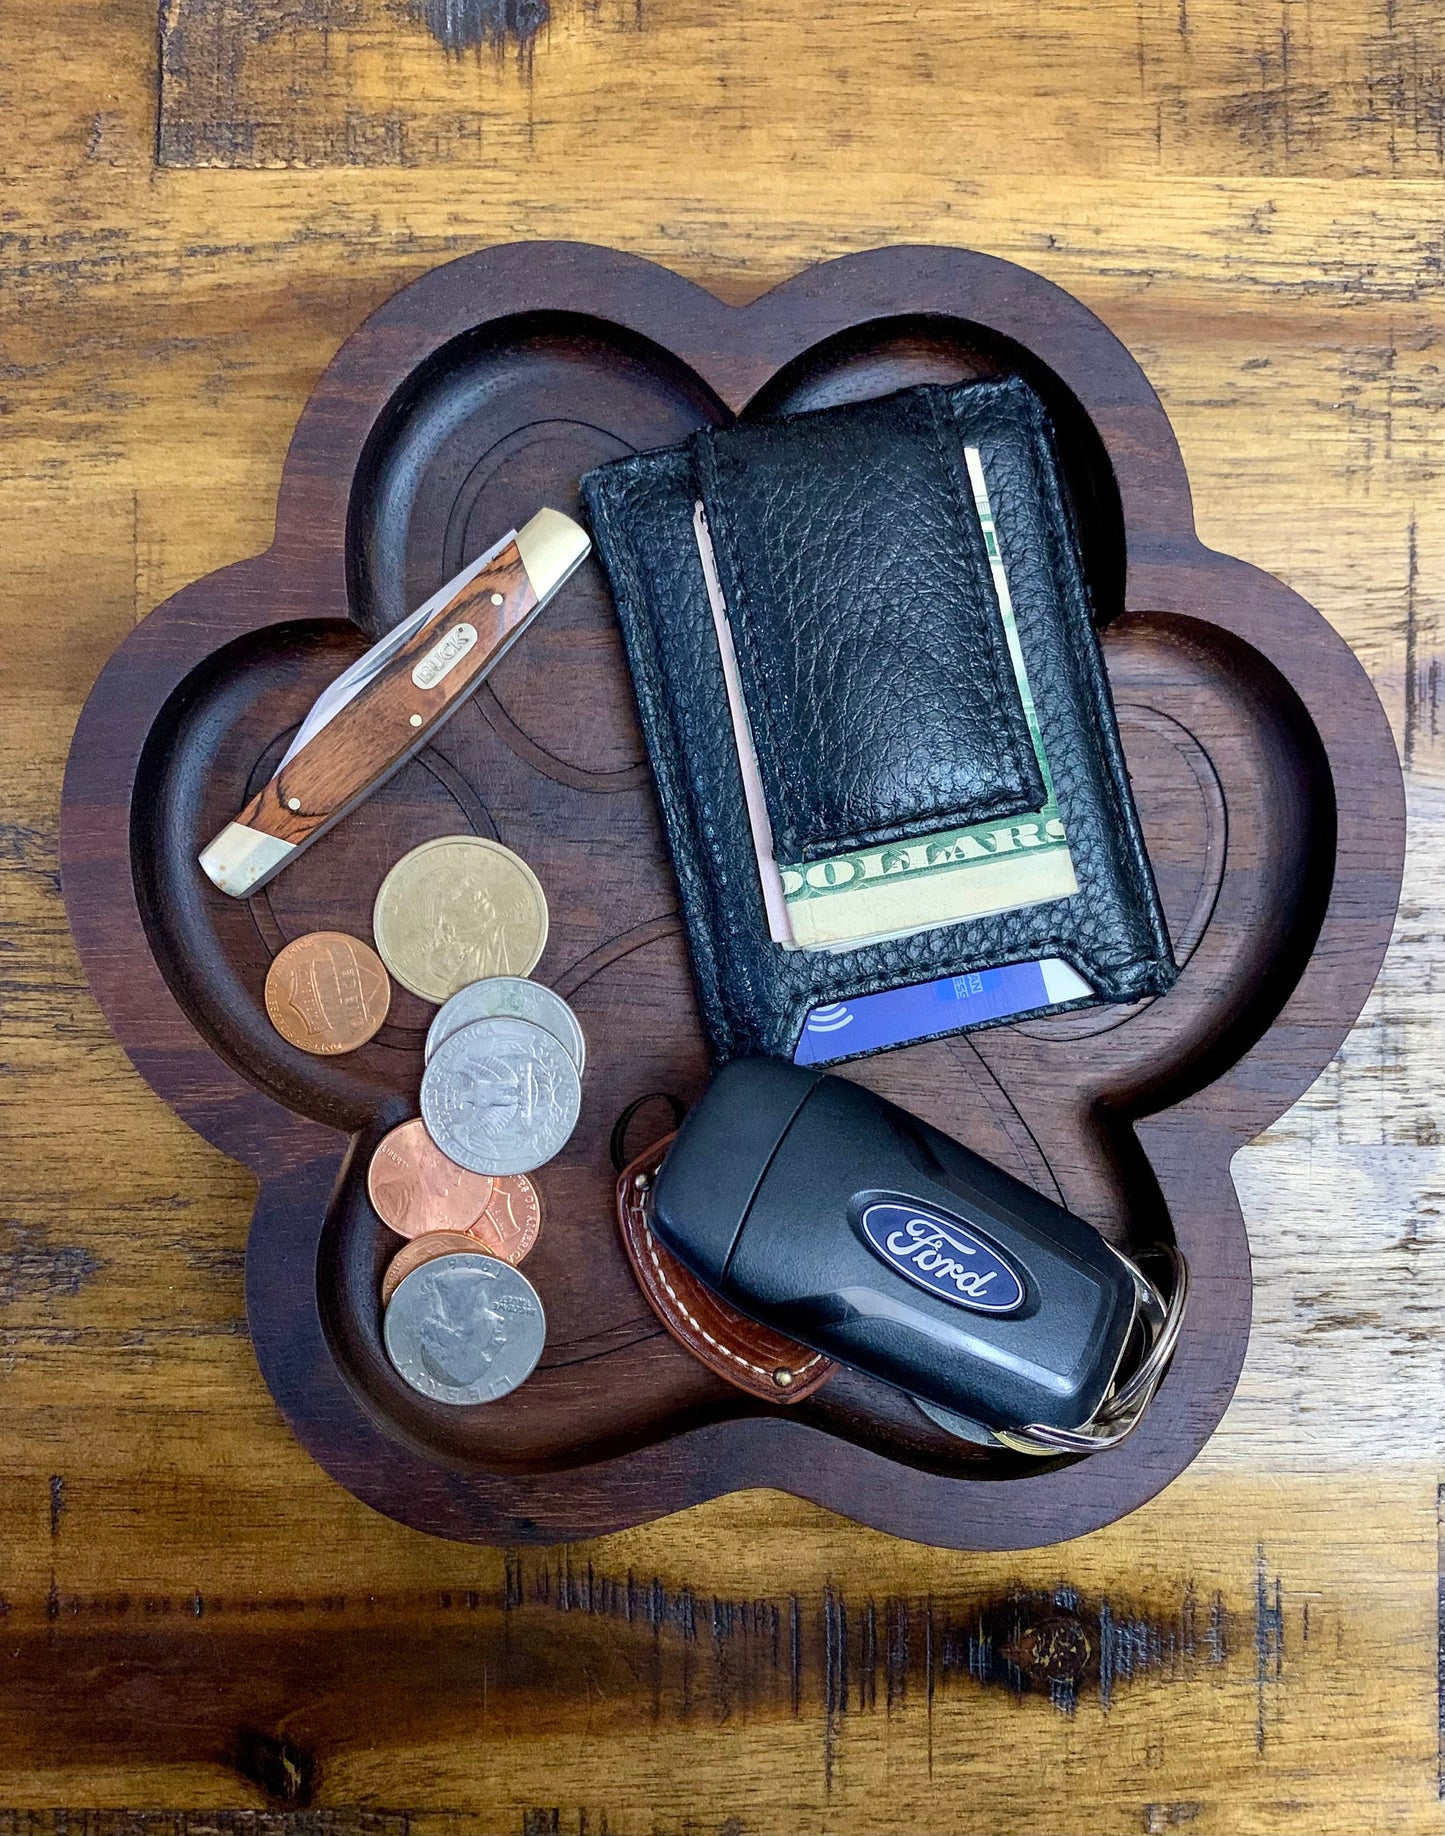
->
left=254, top=544, right=534, bottom=844
left=200, top=543, right=537, bottom=896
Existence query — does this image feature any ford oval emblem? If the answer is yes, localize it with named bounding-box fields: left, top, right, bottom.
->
left=859, top=1201, right=1026, bottom=1314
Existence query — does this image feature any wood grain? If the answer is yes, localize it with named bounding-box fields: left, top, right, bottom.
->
left=227, top=544, right=535, bottom=853
left=154, top=0, right=1444, bottom=176
left=0, top=0, right=1441, bottom=1826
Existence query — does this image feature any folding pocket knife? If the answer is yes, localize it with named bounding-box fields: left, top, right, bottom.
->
left=198, top=507, right=590, bottom=897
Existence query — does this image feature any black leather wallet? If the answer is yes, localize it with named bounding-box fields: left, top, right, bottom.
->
left=581, top=378, right=1176, bottom=1064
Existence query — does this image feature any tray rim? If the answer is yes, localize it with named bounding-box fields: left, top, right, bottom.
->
left=59, top=241, right=1405, bottom=1548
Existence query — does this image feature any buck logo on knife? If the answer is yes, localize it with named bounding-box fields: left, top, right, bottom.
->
left=412, top=622, right=479, bottom=688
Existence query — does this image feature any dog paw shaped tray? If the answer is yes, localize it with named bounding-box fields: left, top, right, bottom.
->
left=60, top=243, right=1403, bottom=1548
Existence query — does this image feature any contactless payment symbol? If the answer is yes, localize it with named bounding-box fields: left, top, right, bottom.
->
left=859, top=1202, right=1026, bottom=1314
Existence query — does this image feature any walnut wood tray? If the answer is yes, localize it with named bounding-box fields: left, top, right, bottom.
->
left=59, top=243, right=1404, bottom=1549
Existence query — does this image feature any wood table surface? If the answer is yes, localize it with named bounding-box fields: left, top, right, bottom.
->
left=0, top=1, right=1439, bottom=1830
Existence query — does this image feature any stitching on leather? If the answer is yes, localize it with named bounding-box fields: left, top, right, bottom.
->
left=612, top=459, right=772, bottom=1053
left=639, top=1216, right=826, bottom=1383
left=584, top=467, right=737, bottom=1048
left=692, top=435, right=796, bottom=851
left=1021, top=402, right=1176, bottom=970
left=977, top=386, right=1175, bottom=978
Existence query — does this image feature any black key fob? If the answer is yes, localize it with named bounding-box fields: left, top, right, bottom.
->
left=648, top=1058, right=1180, bottom=1446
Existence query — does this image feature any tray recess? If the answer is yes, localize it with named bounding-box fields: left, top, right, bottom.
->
left=60, top=243, right=1403, bottom=1548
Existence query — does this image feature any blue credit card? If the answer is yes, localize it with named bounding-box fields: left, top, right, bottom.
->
left=792, top=958, right=1095, bottom=1066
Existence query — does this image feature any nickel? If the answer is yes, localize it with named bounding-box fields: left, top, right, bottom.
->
left=384, top=1252, right=546, bottom=1405
left=425, top=976, right=585, bottom=1074
left=421, top=1016, right=581, bottom=1175
left=373, top=836, right=549, bottom=1003
left=264, top=930, right=390, bottom=1054
left=367, top=1119, right=493, bottom=1239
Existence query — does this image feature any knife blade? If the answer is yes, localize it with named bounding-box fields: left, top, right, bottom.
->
left=198, top=506, right=590, bottom=897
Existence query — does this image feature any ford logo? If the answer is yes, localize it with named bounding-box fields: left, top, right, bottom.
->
left=859, top=1201, right=1026, bottom=1314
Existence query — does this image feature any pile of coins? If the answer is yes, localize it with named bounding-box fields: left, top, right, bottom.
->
left=260, top=834, right=584, bottom=1408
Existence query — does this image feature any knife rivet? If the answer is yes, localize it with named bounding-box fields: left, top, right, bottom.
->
left=409, top=713, right=423, bottom=727
left=287, top=798, right=301, bottom=811
left=490, top=593, right=504, bottom=606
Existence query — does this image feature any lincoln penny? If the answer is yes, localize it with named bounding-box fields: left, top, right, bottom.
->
left=469, top=1172, right=542, bottom=1265
left=367, top=1119, right=494, bottom=1239
left=264, top=930, right=391, bottom=1054
left=380, top=1230, right=483, bottom=1307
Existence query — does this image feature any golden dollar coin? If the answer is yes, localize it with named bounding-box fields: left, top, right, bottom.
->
left=367, top=1119, right=494, bottom=1240
left=381, top=1229, right=484, bottom=1307
left=372, top=836, right=549, bottom=1003
left=469, top=1173, right=542, bottom=1265
left=264, top=930, right=391, bottom=1054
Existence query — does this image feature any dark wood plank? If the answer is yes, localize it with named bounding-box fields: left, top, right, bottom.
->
left=2, top=0, right=1440, bottom=1823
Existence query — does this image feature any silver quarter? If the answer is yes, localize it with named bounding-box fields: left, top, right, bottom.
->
left=425, top=976, right=586, bottom=1075
left=420, top=1015, right=582, bottom=1175
left=383, top=1252, right=545, bottom=1405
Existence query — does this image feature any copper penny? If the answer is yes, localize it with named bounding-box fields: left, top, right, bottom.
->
left=468, top=1172, right=542, bottom=1265
left=381, top=1230, right=482, bottom=1307
left=264, top=930, right=391, bottom=1054
left=367, top=1119, right=494, bottom=1240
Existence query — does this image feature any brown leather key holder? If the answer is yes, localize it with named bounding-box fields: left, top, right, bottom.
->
left=615, top=1127, right=837, bottom=1405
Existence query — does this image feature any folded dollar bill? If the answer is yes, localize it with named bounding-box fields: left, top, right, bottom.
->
left=695, top=446, right=1078, bottom=954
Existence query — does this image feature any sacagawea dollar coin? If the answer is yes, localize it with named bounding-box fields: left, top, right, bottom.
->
left=373, top=836, right=548, bottom=1003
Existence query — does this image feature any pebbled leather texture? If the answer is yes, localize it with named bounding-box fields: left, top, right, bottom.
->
left=581, top=378, right=1177, bottom=1065
left=693, top=390, right=1043, bottom=862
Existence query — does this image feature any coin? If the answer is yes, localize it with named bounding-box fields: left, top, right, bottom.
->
left=421, top=1016, right=581, bottom=1175
left=469, top=1172, right=542, bottom=1265
left=380, top=1229, right=481, bottom=1306
left=372, top=836, right=549, bottom=1003
left=425, top=976, right=586, bottom=1074
left=384, top=1252, right=546, bottom=1405
left=367, top=1119, right=494, bottom=1240
left=264, top=930, right=391, bottom=1054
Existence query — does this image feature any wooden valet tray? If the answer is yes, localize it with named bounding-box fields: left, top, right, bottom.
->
left=60, top=243, right=1404, bottom=1549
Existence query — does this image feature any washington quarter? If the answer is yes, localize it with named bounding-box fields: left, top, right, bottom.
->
left=420, top=1015, right=581, bottom=1175
left=384, top=1252, right=545, bottom=1405
left=425, top=975, right=585, bottom=1075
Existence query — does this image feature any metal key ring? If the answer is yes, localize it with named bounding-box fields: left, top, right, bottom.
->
left=991, top=1244, right=1189, bottom=1456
